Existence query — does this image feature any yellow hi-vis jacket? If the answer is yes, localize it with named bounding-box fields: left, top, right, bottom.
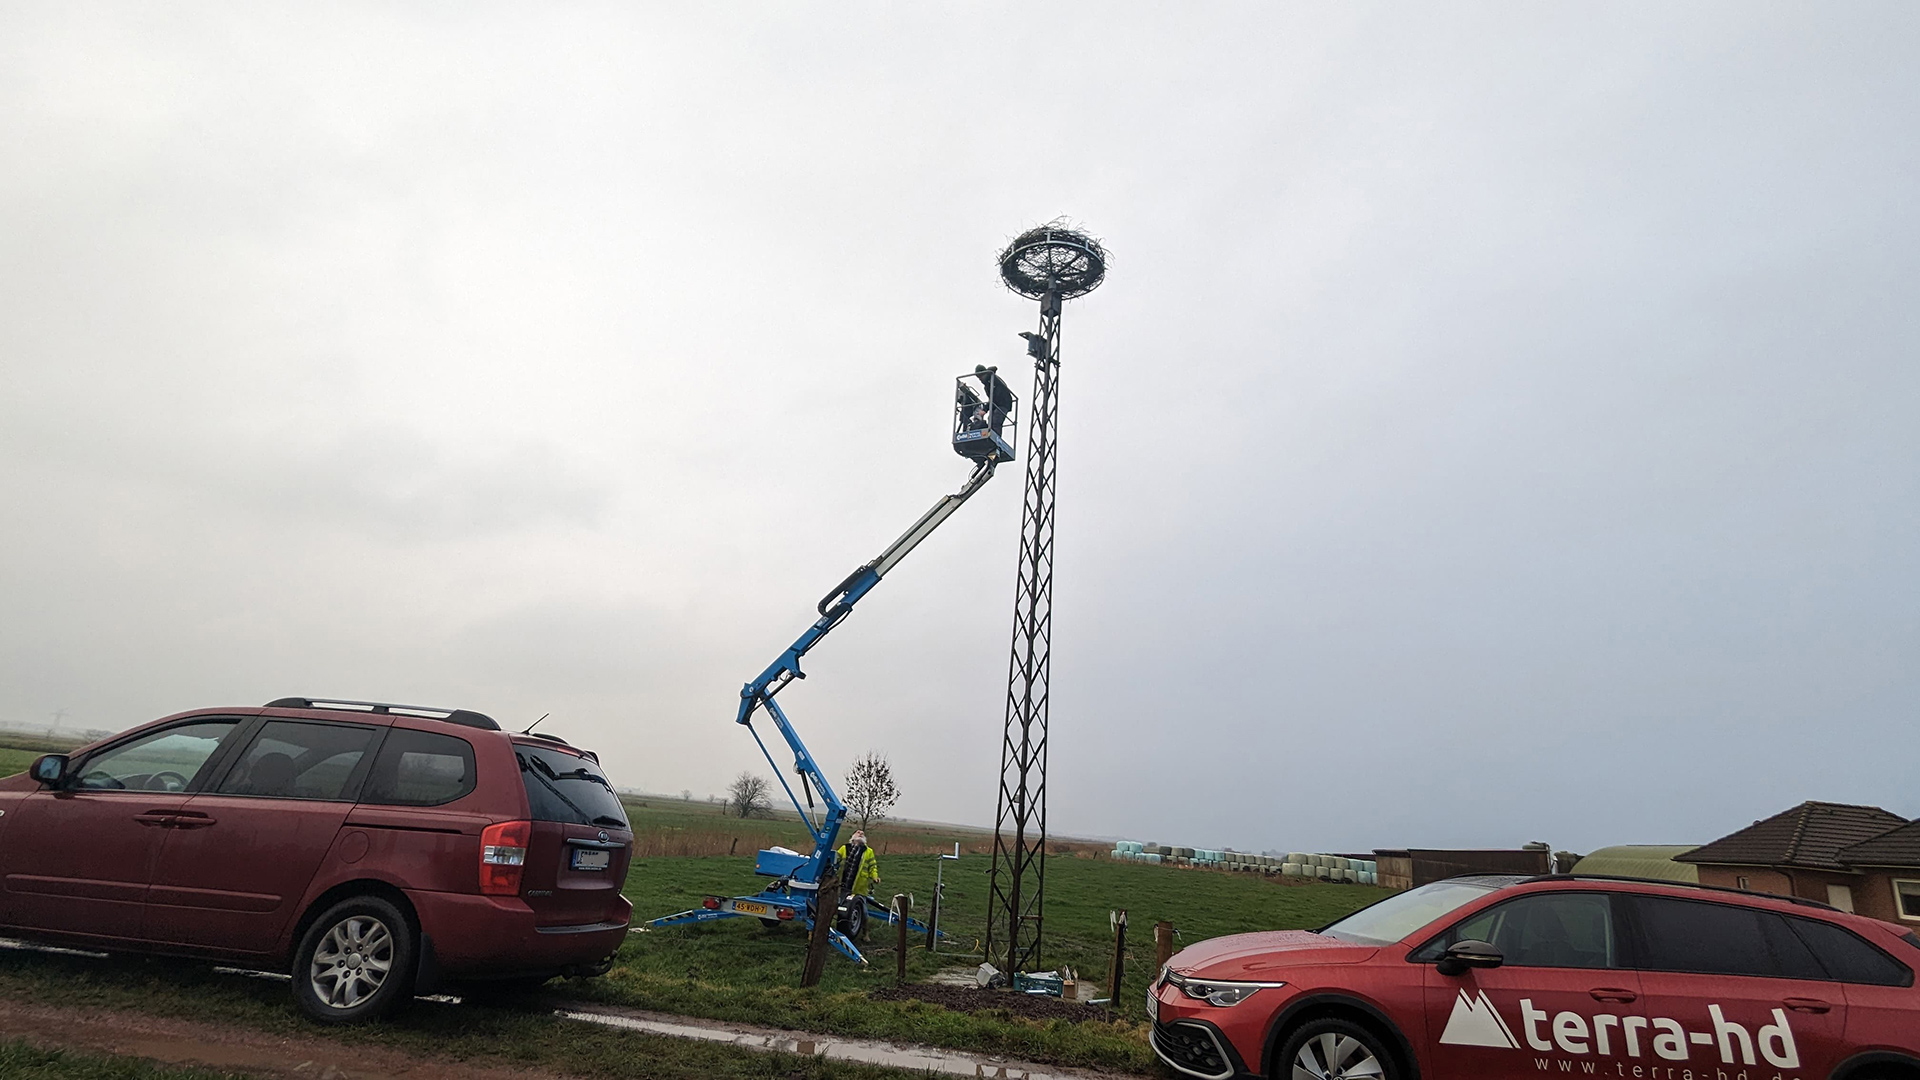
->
left=835, top=843, right=880, bottom=896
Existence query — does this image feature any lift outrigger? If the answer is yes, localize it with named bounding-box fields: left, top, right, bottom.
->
left=649, top=369, right=1017, bottom=964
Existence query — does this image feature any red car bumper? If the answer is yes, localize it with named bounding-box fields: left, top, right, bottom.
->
left=1149, top=969, right=1288, bottom=1078
left=407, top=889, right=631, bottom=978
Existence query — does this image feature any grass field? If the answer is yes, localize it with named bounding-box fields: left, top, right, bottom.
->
left=0, top=730, right=85, bottom=778
left=0, top=747, right=42, bottom=777
left=564, top=835, right=1387, bottom=1072
left=0, top=730, right=83, bottom=777
left=614, top=791, right=1108, bottom=859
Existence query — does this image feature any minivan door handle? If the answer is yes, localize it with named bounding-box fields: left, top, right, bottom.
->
left=1590, top=988, right=1637, bottom=1004
left=1783, top=997, right=1831, bottom=1014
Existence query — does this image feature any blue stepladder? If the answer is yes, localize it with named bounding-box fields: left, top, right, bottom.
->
left=648, top=369, right=1017, bottom=964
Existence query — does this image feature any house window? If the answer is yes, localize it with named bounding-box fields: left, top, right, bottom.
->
left=1827, top=884, right=1855, bottom=913
left=1894, top=879, right=1920, bottom=921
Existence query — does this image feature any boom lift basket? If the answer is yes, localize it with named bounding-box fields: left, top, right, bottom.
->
left=954, top=367, right=1017, bottom=464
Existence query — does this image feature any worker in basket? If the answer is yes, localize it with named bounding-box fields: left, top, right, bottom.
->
left=834, top=830, right=881, bottom=941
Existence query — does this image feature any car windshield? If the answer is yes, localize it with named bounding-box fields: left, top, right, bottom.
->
left=516, top=744, right=628, bottom=829
left=1320, top=878, right=1511, bottom=945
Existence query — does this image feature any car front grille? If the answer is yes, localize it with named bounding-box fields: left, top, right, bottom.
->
left=1151, top=1019, right=1233, bottom=1080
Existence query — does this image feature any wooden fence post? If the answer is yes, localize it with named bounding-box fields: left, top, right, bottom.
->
left=1107, top=910, right=1128, bottom=1005
left=800, top=875, right=841, bottom=988
left=1154, top=920, right=1175, bottom=973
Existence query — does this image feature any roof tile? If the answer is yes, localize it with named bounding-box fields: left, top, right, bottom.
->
left=1839, top=818, right=1920, bottom=868
left=1676, top=801, right=1909, bottom=870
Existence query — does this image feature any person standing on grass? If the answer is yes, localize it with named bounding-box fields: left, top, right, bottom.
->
left=835, top=830, right=881, bottom=941
left=837, top=830, right=880, bottom=897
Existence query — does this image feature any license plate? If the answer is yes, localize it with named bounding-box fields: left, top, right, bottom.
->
left=570, top=848, right=611, bottom=871
left=1146, top=984, right=1159, bottom=1021
left=732, top=900, right=771, bottom=917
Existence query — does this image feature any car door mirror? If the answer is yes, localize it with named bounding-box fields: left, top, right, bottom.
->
left=1436, top=939, right=1504, bottom=976
left=30, top=754, right=69, bottom=787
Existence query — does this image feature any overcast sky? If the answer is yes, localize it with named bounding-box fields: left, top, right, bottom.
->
left=4, top=4, right=1917, bottom=856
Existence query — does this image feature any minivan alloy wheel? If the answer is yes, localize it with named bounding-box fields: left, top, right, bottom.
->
left=309, top=914, right=394, bottom=1008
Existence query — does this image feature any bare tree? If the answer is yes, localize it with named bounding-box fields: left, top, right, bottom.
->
left=727, top=771, right=772, bottom=819
left=843, top=751, right=900, bottom=832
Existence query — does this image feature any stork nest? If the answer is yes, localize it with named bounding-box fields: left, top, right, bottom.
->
left=997, top=220, right=1108, bottom=300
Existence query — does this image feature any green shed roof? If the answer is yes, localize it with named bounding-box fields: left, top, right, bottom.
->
left=1571, top=845, right=1700, bottom=883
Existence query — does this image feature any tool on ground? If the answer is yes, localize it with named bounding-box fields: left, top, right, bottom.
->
left=649, top=372, right=1017, bottom=967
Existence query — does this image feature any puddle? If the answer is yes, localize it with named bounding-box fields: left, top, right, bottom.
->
left=557, top=1007, right=1122, bottom=1079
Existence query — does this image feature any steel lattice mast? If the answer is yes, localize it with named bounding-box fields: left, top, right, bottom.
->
left=985, top=223, right=1107, bottom=977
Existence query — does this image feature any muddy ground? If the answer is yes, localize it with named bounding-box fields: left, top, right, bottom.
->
left=0, top=997, right=580, bottom=1080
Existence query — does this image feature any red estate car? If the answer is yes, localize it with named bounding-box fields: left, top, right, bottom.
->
left=1151, top=874, right=1920, bottom=1080
left=0, top=698, right=634, bottom=1023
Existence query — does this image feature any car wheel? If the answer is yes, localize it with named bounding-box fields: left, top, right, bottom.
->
left=292, top=896, right=416, bottom=1024
left=1277, top=1017, right=1398, bottom=1080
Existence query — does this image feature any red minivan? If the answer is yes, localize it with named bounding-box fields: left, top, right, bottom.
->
left=0, top=698, right=633, bottom=1023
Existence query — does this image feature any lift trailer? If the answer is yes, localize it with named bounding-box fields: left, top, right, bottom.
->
left=649, top=370, right=1017, bottom=964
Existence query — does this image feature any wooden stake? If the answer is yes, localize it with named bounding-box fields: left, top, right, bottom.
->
left=1107, top=909, right=1128, bottom=1005
left=1154, top=920, right=1175, bottom=972
left=800, top=875, right=841, bottom=988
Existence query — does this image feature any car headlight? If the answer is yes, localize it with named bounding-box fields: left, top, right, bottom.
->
left=1169, top=973, right=1287, bottom=1007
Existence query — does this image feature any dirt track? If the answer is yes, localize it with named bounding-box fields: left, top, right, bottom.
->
left=0, top=998, right=566, bottom=1080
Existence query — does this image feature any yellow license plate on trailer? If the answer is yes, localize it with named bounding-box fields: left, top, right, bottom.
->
left=733, top=901, right=771, bottom=917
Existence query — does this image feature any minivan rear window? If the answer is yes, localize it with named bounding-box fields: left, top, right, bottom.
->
left=517, top=744, right=627, bottom=829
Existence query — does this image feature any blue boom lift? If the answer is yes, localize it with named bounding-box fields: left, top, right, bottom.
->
left=649, top=369, right=1018, bottom=964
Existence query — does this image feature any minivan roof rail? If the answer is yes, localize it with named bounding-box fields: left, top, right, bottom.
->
left=265, top=697, right=501, bottom=731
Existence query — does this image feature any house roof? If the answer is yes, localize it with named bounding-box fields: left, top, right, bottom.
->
left=1839, top=818, right=1920, bottom=868
left=1676, top=801, right=1910, bottom=871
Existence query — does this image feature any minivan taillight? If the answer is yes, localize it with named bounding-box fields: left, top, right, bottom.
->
left=479, top=820, right=531, bottom=896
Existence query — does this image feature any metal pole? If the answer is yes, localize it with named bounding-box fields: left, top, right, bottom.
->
left=893, top=895, right=910, bottom=984
left=983, top=223, right=1105, bottom=983
left=986, top=291, right=1061, bottom=977
left=928, top=843, right=958, bottom=951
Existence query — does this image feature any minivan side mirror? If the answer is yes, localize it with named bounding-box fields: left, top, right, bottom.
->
left=30, top=754, right=68, bottom=787
left=1436, top=939, right=1504, bottom=976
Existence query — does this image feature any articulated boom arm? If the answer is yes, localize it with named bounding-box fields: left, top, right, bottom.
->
left=736, top=456, right=998, bottom=886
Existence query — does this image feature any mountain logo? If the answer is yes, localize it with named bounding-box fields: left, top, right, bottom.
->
left=1440, top=989, right=1520, bottom=1049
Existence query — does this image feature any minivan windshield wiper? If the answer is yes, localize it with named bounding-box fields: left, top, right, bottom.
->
left=519, top=753, right=595, bottom=824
